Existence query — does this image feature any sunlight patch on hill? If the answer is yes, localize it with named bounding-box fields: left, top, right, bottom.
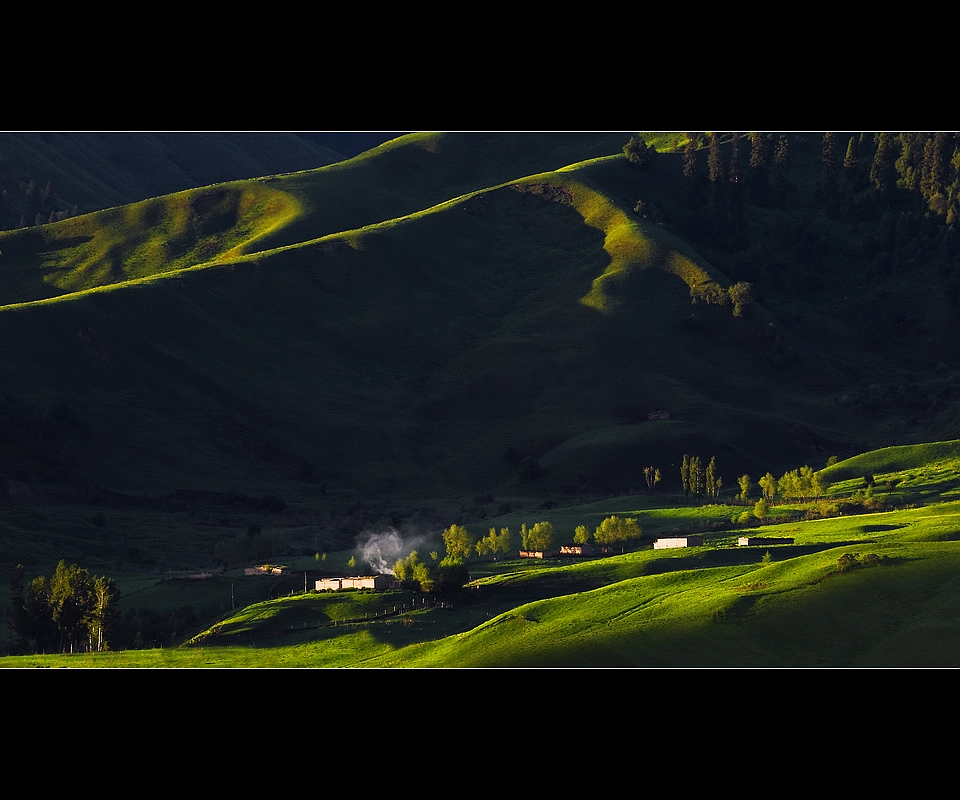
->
left=524, top=173, right=719, bottom=313
left=0, top=182, right=303, bottom=308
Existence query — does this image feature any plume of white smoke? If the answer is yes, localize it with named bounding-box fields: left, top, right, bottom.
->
left=359, top=529, right=403, bottom=575
left=356, top=528, right=430, bottom=575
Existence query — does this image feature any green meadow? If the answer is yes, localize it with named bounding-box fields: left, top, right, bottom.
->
left=4, top=439, right=960, bottom=668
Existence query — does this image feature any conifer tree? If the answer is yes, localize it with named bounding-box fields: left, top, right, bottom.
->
left=683, top=136, right=699, bottom=180
left=728, top=281, right=753, bottom=317
left=842, top=134, right=869, bottom=190
left=821, top=132, right=838, bottom=193
left=870, top=132, right=899, bottom=195
left=708, top=134, right=724, bottom=183
left=707, top=134, right=728, bottom=217
left=684, top=135, right=704, bottom=208
left=0, top=188, right=9, bottom=229
left=729, top=133, right=742, bottom=185
left=895, top=132, right=926, bottom=193
left=948, top=145, right=960, bottom=225
left=42, top=181, right=58, bottom=217
left=921, top=132, right=949, bottom=208
left=774, top=135, right=790, bottom=174
left=22, top=179, right=40, bottom=225
left=749, top=132, right=768, bottom=171
left=747, top=132, right=770, bottom=204
left=843, top=134, right=859, bottom=172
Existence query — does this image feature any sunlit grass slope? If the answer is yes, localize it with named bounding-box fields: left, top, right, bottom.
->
left=243, top=132, right=637, bottom=254
left=208, top=495, right=960, bottom=667
left=382, top=541, right=960, bottom=667
left=0, top=133, right=636, bottom=309
left=7, top=495, right=959, bottom=668
left=821, top=440, right=960, bottom=483
left=170, top=443, right=960, bottom=667
left=0, top=182, right=303, bottom=306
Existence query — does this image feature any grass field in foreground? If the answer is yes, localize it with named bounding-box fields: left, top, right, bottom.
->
left=5, top=493, right=959, bottom=668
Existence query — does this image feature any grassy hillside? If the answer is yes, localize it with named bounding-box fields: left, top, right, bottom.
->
left=2, top=131, right=960, bottom=665
left=5, top=440, right=960, bottom=667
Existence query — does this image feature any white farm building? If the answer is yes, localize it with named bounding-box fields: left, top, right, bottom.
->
left=653, top=535, right=704, bottom=549
left=315, top=575, right=395, bottom=592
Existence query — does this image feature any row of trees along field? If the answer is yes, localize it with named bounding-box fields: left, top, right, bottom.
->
left=680, top=455, right=723, bottom=500
left=678, top=453, right=827, bottom=506
left=432, top=456, right=829, bottom=560
left=8, top=561, right=120, bottom=655
left=391, top=515, right=646, bottom=588
left=389, top=455, right=833, bottom=594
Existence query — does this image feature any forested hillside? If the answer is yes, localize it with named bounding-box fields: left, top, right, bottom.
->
left=658, top=133, right=960, bottom=387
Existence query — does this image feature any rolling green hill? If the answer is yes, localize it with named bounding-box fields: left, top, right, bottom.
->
left=2, top=131, right=960, bottom=665
left=6, top=442, right=960, bottom=667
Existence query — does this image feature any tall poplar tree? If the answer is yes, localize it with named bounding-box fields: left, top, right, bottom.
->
left=705, top=456, right=721, bottom=500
